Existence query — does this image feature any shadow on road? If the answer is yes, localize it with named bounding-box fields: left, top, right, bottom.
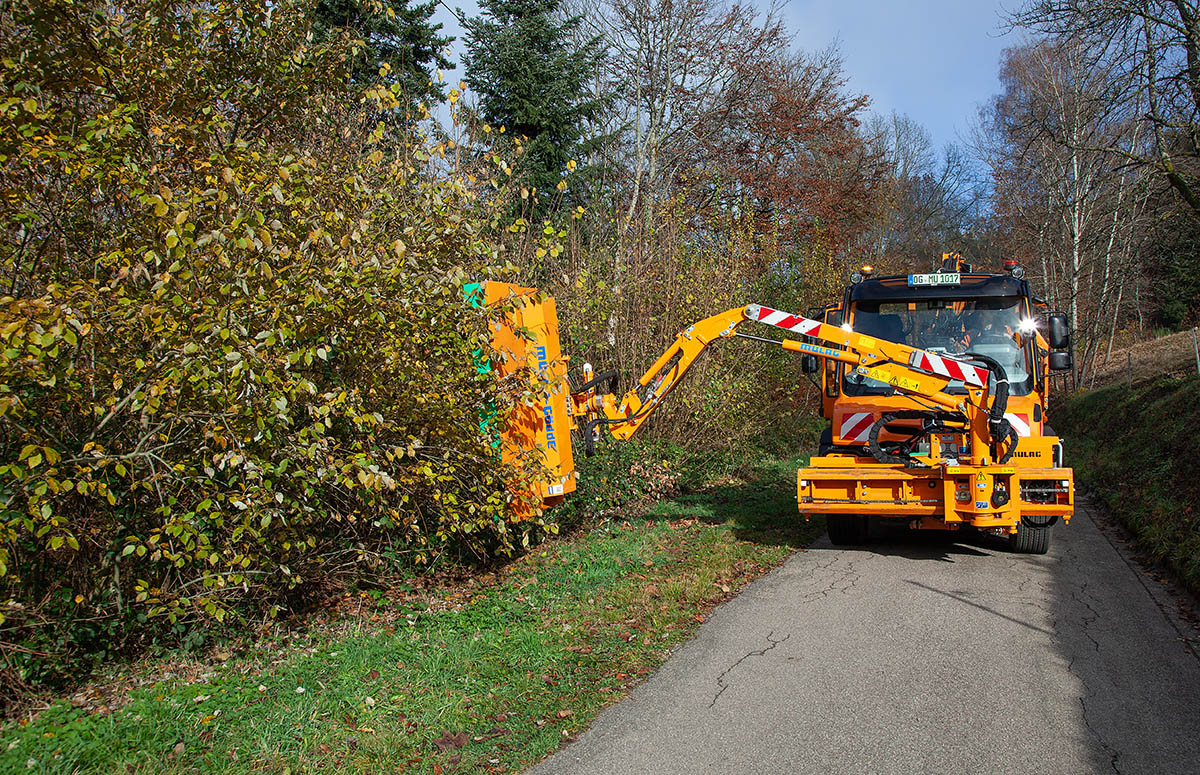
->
left=904, top=578, right=1056, bottom=636
left=1040, top=503, right=1200, bottom=772
left=670, top=466, right=1200, bottom=771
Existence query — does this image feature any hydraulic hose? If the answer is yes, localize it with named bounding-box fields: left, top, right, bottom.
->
left=571, top=369, right=619, bottom=396
left=867, top=410, right=963, bottom=467
left=867, top=411, right=917, bottom=465
left=571, top=370, right=619, bottom=458
left=964, top=352, right=1019, bottom=465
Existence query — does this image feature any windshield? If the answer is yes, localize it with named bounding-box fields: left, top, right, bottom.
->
left=844, top=297, right=1033, bottom=395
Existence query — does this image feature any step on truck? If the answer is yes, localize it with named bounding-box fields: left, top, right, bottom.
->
left=478, top=252, right=1075, bottom=554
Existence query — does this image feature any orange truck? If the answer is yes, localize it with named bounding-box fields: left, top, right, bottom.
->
left=482, top=253, right=1075, bottom=554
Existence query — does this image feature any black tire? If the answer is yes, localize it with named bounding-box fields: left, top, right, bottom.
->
left=817, top=427, right=862, bottom=457
left=1008, top=521, right=1052, bottom=554
left=817, top=427, right=834, bottom=456
left=826, top=515, right=869, bottom=546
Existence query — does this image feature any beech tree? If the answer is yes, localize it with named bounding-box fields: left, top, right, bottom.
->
left=1010, top=0, right=1200, bottom=216
left=573, top=0, right=787, bottom=224
left=860, top=113, right=986, bottom=269
left=702, top=46, right=880, bottom=256
left=976, top=39, right=1153, bottom=382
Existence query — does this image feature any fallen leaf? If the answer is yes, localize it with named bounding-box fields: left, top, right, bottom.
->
left=317, top=743, right=331, bottom=754
left=555, top=709, right=574, bottom=719
left=432, top=730, right=468, bottom=752
left=367, top=669, right=380, bottom=680
left=173, top=742, right=184, bottom=755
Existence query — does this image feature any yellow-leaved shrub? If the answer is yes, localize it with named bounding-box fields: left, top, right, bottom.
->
left=0, top=0, right=545, bottom=690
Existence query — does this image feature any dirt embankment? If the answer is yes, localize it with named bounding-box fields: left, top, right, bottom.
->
left=1088, top=328, right=1199, bottom=388
left=1057, top=375, right=1200, bottom=597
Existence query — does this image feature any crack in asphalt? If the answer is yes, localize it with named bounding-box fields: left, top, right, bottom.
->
left=1063, top=577, right=1124, bottom=773
left=793, top=554, right=861, bottom=602
left=708, top=631, right=791, bottom=709
left=1080, top=498, right=1200, bottom=669
left=1076, top=695, right=1123, bottom=774
left=698, top=550, right=856, bottom=712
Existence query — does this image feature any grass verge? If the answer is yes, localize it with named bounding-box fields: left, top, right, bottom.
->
left=1057, top=375, right=1200, bottom=595
left=1, top=453, right=822, bottom=774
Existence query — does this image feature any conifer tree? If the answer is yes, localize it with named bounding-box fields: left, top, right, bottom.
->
left=463, top=0, right=606, bottom=204
left=313, top=0, right=453, bottom=105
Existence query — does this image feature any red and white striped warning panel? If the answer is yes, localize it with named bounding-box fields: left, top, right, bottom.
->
left=1004, top=412, right=1032, bottom=437
left=907, top=350, right=989, bottom=387
left=838, top=412, right=876, bottom=443
left=745, top=304, right=822, bottom=336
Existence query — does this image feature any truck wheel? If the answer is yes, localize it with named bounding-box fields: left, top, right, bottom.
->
left=817, top=427, right=834, bottom=456
left=1008, top=521, right=1052, bottom=554
left=826, top=515, right=868, bottom=546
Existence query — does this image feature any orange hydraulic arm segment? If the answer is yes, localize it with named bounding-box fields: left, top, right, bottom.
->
left=572, top=305, right=748, bottom=441
left=573, top=304, right=1013, bottom=467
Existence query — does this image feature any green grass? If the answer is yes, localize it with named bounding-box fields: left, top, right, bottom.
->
left=1, top=453, right=822, bottom=774
left=1057, top=376, right=1200, bottom=595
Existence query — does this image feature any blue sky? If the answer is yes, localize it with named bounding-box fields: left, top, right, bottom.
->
left=430, top=0, right=1016, bottom=151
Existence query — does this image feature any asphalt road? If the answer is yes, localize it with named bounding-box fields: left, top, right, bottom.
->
left=528, top=500, right=1200, bottom=775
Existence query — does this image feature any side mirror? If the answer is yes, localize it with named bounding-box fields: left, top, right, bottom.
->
left=1047, top=312, right=1070, bottom=350
left=1049, top=351, right=1073, bottom=372
left=801, top=355, right=820, bottom=374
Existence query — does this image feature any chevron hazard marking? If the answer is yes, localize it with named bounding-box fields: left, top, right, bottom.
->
left=747, top=305, right=822, bottom=336
left=908, top=350, right=989, bottom=387
left=839, top=412, right=875, bottom=443
left=1005, top=412, right=1031, bottom=437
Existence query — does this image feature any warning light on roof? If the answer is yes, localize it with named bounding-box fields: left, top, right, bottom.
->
left=860, top=265, right=875, bottom=277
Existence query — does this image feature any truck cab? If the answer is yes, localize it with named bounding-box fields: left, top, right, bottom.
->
left=803, top=258, right=1074, bottom=553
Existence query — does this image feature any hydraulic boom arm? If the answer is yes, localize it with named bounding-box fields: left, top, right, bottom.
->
left=573, top=304, right=1016, bottom=466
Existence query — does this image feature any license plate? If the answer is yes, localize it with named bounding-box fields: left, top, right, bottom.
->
left=908, top=272, right=961, bottom=286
